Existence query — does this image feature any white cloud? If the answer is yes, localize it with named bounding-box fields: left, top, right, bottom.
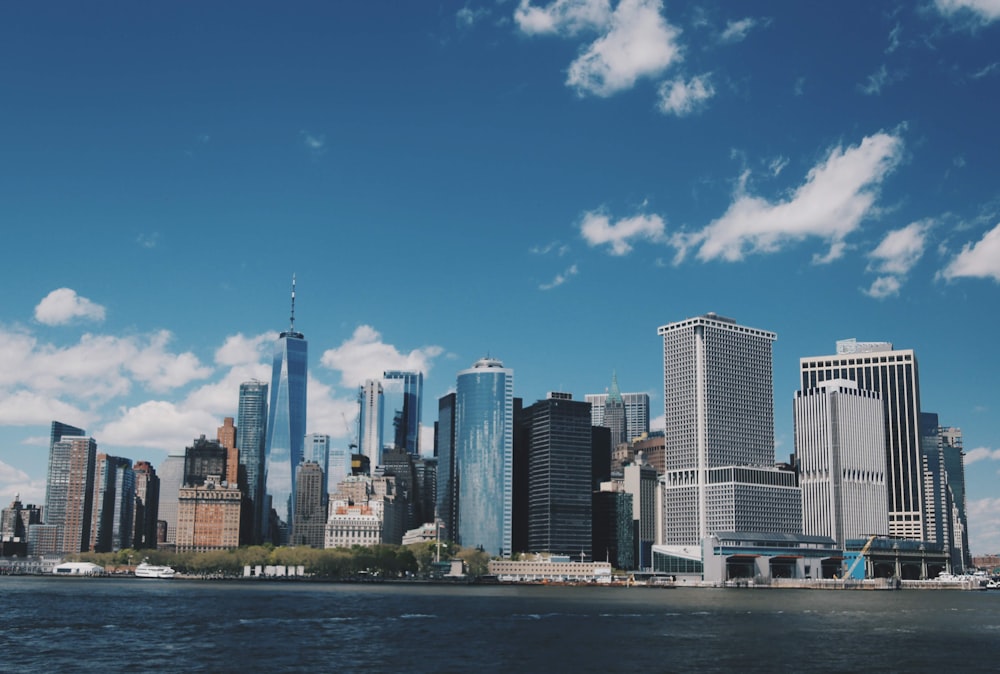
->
left=0, top=327, right=212, bottom=407
left=301, top=131, right=326, bottom=155
left=514, top=0, right=611, bottom=35
left=215, top=332, right=275, bottom=367
left=657, top=73, right=714, bottom=116
left=719, top=17, right=757, bottom=43
left=649, top=414, right=665, bottom=433
left=675, top=131, right=904, bottom=263
left=965, top=446, right=1000, bottom=464
left=940, top=223, right=1000, bottom=282
left=34, top=288, right=106, bottom=325
left=864, top=276, right=902, bottom=299
left=306, top=375, right=359, bottom=441
left=0, top=390, right=89, bottom=427
left=566, top=0, right=682, bottom=97
left=935, top=0, right=1000, bottom=23
left=867, top=220, right=931, bottom=283
left=97, top=400, right=222, bottom=453
left=580, top=211, right=666, bottom=255
left=457, top=5, right=491, bottom=29
left=969, top=497, right=1000, bottom=555
left=539, top=264, right=579, bottom=290
left=320, top=325, right=445, bottom=388
left=0, top=460, right=45, bottom=507
left=768, top=156, right=789, bottom=177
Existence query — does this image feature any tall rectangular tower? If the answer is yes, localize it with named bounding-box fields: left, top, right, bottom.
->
left=265, top=277, right=308, bottom=542
left=89, top=454, right=134, bottom=553
left=658, top=313, right=789, bottom=546
left=358, top=379, right=384, bottom=467
left=45, top=431, right=97, bottom=553
left=435, top=392, right=457, bottom=540
left=132, top=461, right=159, bottom=550
left=237, top=379, right=268, bottom=543
left=800, top=339, right=925, bottom=540
left=455, top=357, right=514, bottom=557
left=523, top=393, right=593, bottom=558
left=383, top=370, right=423, bottom=455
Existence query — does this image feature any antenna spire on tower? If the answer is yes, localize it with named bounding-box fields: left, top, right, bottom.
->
left=290, top=274, right=297, bottom=333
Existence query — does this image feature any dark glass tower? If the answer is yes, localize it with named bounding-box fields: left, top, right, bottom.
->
left=237, top=379, right=268, bottom=543
left=383, top=370, right=423, bottom=455
left=435, top=393, right=457, bottom=540
left=265, top=277, right=308, bottom=543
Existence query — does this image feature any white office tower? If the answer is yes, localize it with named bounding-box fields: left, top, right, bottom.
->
left=658, top=313, right=801, bottom=546
left=800, top=339, right=925, bottom=540
left=794, top=380, right=889, bottom=550
left=358, top=379, right=384, bottom=468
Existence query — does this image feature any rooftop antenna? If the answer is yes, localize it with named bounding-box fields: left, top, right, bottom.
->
left=289, top=274, right=297, bottom=333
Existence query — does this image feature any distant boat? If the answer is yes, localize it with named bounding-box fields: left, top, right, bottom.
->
left=134, top=562, right=176, bottom=579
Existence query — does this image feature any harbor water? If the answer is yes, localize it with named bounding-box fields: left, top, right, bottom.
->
left=2, top=577, right=999, bottom=672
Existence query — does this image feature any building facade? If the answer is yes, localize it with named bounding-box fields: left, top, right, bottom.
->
left=794, top=380, right=889, bottom=550
left=383, top=370, right=423, bottom=455
left=435, top=392, right=457, bottom=540
left=89, top=454, right=134, bottom=553
left=291, top=461, right=326, bottom=548
left=454, top=357, right=514, bottom=557
left=44, top=424, right=96, bottom=553
left=800, top=339, right=925, bottom=540
left=237, top=379, right=268, bottom=544
left=658, top=313, right=796, bottom=546
left=132, top=461, right=160, bottom=549
left=358, top=379, right=384, bottom=467
left=586, top=390, right=650, bottom=442
left=523, top=393, right=593, bottom=558
left=156, top=455, right=185, bottom=547
left=175, top=475, right=242, bottom=552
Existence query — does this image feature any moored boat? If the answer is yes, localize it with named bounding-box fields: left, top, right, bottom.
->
left=134, top=562, right=176, bottom=579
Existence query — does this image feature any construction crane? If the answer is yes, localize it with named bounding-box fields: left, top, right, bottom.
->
left=842, top=535, right=878, bottom=580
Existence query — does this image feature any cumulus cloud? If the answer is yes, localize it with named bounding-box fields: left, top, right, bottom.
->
left=320, top=325, right=445, bottom=388
left=719, top=17, right=758, bottom=43
left=566, top=0, right=682, bottom=97
left=965, top=446, right=1000, bottom=463
left=97, top=400, right=223, bottom=453
left=969, top=496, right=1000, bottom=555
left=935, top=0, right=1000, bottom=23
left=657, top=73, right=714, bottom=115
left=673, top=131, right=904, bottom=263
left=514, top=0, right=611, bottom=35
left=0, top=459, right=45, bottom=507
left=0, top=327, right=212, bottom=407
left=580, top=211, right=666, bottom=255
left=865, top=276, right=902, bottom=299
left=0, top=391, right=89, bottom=426
left=868, top=220, right=931, bottom=275
left=215, top=332, right=275, bottom=367
left=306, top=375, right=360, bottom=441
left=940, top=223, right=1000, bottom=282
left=540, top=264, right=579, bottom=290
left=34, top=288, right=106, bottom=325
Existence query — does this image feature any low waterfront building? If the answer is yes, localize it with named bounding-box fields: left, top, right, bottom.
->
left=488, top=555, right=613, bottom=583
left=701, top=532, right=841, bottom=584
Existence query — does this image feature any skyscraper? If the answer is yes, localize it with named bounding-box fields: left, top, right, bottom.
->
left=237, top=379, right=268, bottom=543
left=358, top=379, right=384, bottom=467
left=794, top=380, right=889, bottom=550
left=455, top=357, right=514, bottom=557
left=523, top=393, right=593, bottom=558
left=585, top=389, right=650, bottom=442
left=132, top=461, right=160, bottom=550
left=602, top=372, right=628, bottom=448
left=156, top=454, right=185, bottom=547
left=265, top=277, right=308, bottom=542
left=435, top=392, right=457, bottom=540
left=658, top=313, right=800, bottom=545
left=304, top=433, right=332, bottom=502
left=800, top=339, right=925, bottom=540
left=383, top=370, right=423, bottom=455
left=920, top=413, right=969, bottom=571
left=89, top=454, right=134, bottom=553
left=291, top=461, right=326, bottom=548
left=44, top=422, right=96, bottom=553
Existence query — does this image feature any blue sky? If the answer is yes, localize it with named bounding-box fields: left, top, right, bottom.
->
left=2, top=1, right=1000, bottom=552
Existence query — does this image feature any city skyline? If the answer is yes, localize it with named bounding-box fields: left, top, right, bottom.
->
left=1, top=2, right=999, bottom=554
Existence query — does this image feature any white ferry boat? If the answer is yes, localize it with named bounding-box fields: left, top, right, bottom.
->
left=134, top=562, right=176, bottom=579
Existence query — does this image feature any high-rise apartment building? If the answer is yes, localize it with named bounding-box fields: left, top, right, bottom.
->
left=183, top=436, right=228, bottom=487
left=920, top=413, right=969, bottom=571
left=592, top=487, right=634, bottom=570
left=89, top=454, right=134, bottom=553
left=265, top=277, right=308, bottom=542
left=623, top=461, right=659, bottom=569
left=794, top=380, right=889, bottom=550
left=586, top=388, right=650, bottom=442
left=658, top=313, right=799, bottom=546
left=304, top=433, right=332, bottom=501
left=522, top=393, right=593, bottom=558
left=383, top=370, right=423, bottom=455
left=455, top=357, right=514, bottom=557
left=291, top=461, right=326, bottom=548
left=800, top=338, right=925, bottom=540
left=156, top=454, right=184, bottom=547
left=237, top=379, right=268, bottom=543
left=435, top=392, right=457, bottom=540
left=44, top=423, right=96, bottom=553
left=132, top=461, right=160, bottom=549
left=358, top=379, right=384, bottom=467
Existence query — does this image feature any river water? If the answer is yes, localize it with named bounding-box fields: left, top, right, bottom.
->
left=2, top=577, right=998, bottom=672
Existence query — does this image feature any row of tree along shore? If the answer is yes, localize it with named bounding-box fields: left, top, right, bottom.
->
left=67, top=541, right=493, bottom=579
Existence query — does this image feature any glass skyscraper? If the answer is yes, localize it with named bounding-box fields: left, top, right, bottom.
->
left=264, top=279, right=308, bottom=543
left=237, top=379, right=268, bottom=543
left=358, top=379, right=383, bottom=467
left=382, top=370, right=423, bottom=455
left=454, top=357, right=513, bottom=557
